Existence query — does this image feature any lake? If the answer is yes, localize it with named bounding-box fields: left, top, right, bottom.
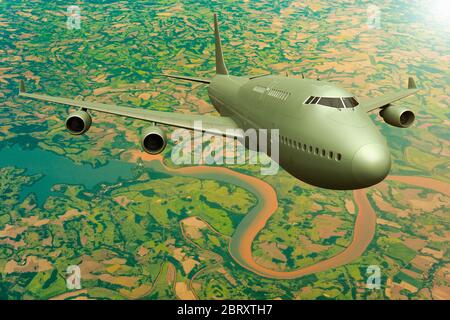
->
left=0, top=144, right=137, bottom=206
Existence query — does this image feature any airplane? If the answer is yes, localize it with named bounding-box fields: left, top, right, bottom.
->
left=18, top=14, right=419, bottom=190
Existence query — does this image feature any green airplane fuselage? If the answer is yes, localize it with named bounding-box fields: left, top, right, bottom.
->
left=17, top=14, right=417, bottom=191
left=208, top=74, right=391, bottom=190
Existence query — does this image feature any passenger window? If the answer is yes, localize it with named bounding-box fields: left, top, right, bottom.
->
left=329, top=151, right=333, bottom=159
left=309, top=146, right=313, bottom=153
left=315, top=147, right=319, bottom=155
left=322, top=149, right=326, bottom=157
left=336, top=153, right=342, bottom=161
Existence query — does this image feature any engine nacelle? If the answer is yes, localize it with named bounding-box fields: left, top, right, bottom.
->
left=141, top=126, right=167, bottom=154
left=65, top=110, right=92, bottom=135
left=380, top=105, right=415, bottom=128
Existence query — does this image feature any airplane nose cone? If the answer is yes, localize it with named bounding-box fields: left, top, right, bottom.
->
left=352, top=144, right=391, bottom=187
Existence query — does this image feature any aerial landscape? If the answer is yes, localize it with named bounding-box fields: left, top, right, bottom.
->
left=0, top=0, right=449, bottom=300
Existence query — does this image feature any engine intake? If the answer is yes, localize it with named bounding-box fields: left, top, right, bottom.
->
left=65, top=110, right=92, bottom=135
left=380, top=105, right=415, bottom=128
left=141, top=126, right=167, bottom=154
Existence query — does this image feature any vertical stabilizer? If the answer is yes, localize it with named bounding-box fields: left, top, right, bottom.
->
left=214, top=14, right=228, bottom=75
left=408, top=77, right=416, bottom=89
left=19, top=80, right=26, bottom=93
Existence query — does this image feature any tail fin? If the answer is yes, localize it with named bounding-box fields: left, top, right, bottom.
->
left=408, top=77, right=417, bottom=89
left=19, top=80, right=26, bottom=94
left=214, top=14, right=228, bottom=75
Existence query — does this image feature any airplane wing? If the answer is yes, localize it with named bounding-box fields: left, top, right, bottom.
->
left=18, top=81, right=242, bottom=138
left=359, top=77, right=419, bottom=113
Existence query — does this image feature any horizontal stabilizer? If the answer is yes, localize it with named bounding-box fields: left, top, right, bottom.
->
left=155, top=74, right=210, bottom=84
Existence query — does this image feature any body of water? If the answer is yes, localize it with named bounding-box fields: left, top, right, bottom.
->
left=0, top=144, right=137, bottom=205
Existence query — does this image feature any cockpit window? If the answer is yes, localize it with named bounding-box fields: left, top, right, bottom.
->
left=304, top=96, right=359, bottom=109
left=317, top=97, right=345, bottom=108
left=342, top=97, right=359, bottom=108
left=305, top=96, right=315, bottom=104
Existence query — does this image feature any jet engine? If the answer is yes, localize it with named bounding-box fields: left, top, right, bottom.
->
left=380, top=105, right=415, bottom=128
left=141, top=126, right=167, bottom=154
left=65, top=110, right=92, bottom=135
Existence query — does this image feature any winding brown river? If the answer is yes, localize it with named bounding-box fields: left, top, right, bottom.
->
left=136, top=153, right=449, bottom=279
